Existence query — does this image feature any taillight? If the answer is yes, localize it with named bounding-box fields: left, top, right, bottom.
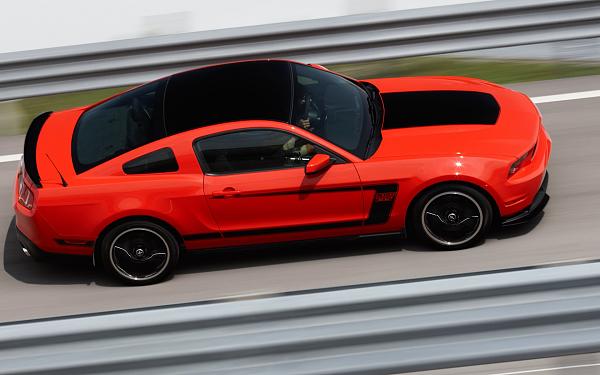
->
left=17, top=159, right=34, bottom=210
left=508, top=143, right=537, bottom=177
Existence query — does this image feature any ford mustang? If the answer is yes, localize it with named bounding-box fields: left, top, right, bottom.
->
left=14, top=60, right=551, bottom=284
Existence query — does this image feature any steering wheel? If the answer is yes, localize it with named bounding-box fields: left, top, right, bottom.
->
left=300, top=93, right=324, bottom=132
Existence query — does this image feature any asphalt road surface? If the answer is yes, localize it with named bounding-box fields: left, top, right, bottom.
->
left=1, top=75, right=599, bottom=324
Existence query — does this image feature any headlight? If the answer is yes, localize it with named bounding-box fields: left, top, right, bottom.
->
left=509, top=143, right=537, bottom=177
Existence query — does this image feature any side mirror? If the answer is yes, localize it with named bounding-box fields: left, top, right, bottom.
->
left=305, top=154, right=332, bottom=175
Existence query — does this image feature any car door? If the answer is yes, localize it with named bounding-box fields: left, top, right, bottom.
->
left=194, top=128, right=365, bottom=238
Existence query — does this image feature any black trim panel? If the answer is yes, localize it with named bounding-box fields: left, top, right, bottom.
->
left=23, top=112, right=52, bottom=188
left=501, top=171, right=549, bottom=227
left=365, top=184, right=399, bottom=225
left=55, top=239, right=95, bottom=247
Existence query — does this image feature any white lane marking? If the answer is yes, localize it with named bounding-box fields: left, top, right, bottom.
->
left=0, top=89, right=598, bottom=164
left=532, top=89, right=600, bottom=104
left=0, top=153, right=21, bottom=163
left=489, top=362, right=600, bottom=375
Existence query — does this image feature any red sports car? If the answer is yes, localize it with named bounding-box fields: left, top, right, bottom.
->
left=14, top=60, right=551, bottom=285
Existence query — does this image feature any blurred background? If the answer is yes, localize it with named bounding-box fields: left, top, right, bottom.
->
left=2, top=3, right=600, bottom=373
left=1, top=0, right=599, bottom=135
left=0, top=0, right=490, bottom=52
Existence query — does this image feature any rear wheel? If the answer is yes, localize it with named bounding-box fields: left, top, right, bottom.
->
left=99, top=221, right=179, bottom=285
left=411, top=184, right=493, bottom=250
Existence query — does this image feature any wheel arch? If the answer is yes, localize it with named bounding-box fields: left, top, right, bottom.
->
left=94, top=215, right=185, bottom=259
left=405, top=179, right=501, bottom=233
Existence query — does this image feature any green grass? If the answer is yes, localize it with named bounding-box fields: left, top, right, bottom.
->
left=327, top=56, right=600, bottom=83
left=2, top=56, right=600, bottom=136
left=0, top=86, right=130, bottom=135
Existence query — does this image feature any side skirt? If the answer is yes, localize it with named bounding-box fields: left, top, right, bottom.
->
left=184, top=230, right=406, bottom=253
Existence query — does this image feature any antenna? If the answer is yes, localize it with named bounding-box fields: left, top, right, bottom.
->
left=45, top=154, right=68, bottom=187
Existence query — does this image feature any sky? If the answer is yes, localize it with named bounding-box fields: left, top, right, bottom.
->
left=0, top=0, right=491, bottom=53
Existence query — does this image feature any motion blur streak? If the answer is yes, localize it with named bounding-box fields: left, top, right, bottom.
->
left=406, top=353, right=600, bottom=374
left=490, top=363, right=600, bottom=374
left=532, top=89, right=600, bottom=104
left=0, top=154, right=21, bottom=163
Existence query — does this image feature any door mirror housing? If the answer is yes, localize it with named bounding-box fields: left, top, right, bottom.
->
left=305, top=154, right=332, bottom=175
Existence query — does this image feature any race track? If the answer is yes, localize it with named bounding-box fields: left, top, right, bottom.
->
left=1, top=75, right=599, bottom=323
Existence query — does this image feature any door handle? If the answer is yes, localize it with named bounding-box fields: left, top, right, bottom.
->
left=212, top=188, right=241, bottom=198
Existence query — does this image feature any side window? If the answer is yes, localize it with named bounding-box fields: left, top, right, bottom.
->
left=73, top=79, right=167, bottom=173
left=194, top=130, right=335, bottom=175
left=123, top=148, right=178, bottom=175
left=165, top=61, right=292, bottom=135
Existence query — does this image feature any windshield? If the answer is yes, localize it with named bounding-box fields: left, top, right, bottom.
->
left=291, top=63, right=380, bottom=159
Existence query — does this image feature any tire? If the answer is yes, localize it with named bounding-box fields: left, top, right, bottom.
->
left=99, top=220, right=179, bottom=285
left=410, top=184, right=493, bottom=250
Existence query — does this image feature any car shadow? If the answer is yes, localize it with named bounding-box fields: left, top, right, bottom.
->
left=2, top=217, right=119, bottom=286
left=3, top=217, right=413, bottom=286
left=3, top=211, right=546, bottom=286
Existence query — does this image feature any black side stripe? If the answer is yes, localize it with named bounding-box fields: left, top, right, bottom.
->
left=210, top=186, right=362, bottom=199
left=223, top=220, right=363, bottom=238
left=183, top=221, right=362, bottom=240
left=184, top=183, right=399, bottom=241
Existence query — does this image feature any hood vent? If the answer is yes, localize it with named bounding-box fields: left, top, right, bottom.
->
left=382, top=90, right=499, bottom=129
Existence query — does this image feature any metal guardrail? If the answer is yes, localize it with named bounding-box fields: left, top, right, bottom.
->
left=3, top=262, right=600, bottom=374
left=1, top=0, right=600, bottom=100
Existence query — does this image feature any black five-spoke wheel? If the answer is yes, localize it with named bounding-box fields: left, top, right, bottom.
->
left=99, top=221, right=179, bottom=285
left=411, top=184, right=493, bottom=250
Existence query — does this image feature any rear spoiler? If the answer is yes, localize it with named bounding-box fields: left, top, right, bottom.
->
left=23, top=112, right=52, bottom=188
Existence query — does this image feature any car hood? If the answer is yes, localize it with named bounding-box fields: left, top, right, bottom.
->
left=364, top=76, right=541, bottom=159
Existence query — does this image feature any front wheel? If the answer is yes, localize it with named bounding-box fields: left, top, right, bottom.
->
left=410, top=184, right=493, bottom=250
left=99, top=221, right=179, bottom=285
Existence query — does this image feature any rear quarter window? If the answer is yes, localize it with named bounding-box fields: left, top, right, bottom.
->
left=123, top=148, right=178, bottom=175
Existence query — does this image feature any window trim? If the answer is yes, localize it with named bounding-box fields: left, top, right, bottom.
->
left=192, top=128, right=348, bottom=176
left=122, top=147, right=179, bottom=175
